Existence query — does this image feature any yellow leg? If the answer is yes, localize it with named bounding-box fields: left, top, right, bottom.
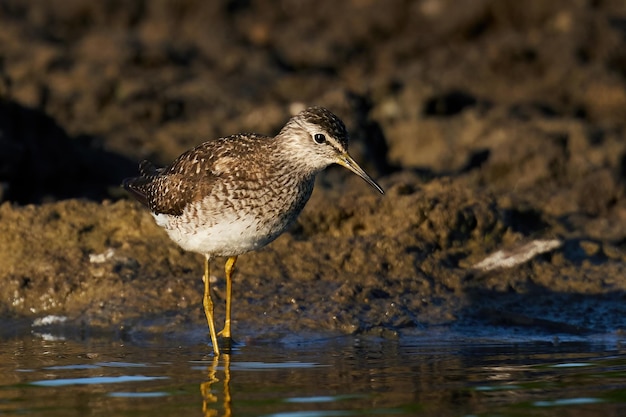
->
left=200, top=354, right=232, bottom=417
left=203, top=254, right=220, bottom=355
left=218, top=256, right=237, bottom=339
left=200, top=355, right=219, bottom=416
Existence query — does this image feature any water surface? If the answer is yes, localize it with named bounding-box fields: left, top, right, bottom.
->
left=2, top=333, right=626, bottom=416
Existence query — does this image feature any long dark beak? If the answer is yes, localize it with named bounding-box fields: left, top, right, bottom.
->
left=337, top=154, right=384, bottom=194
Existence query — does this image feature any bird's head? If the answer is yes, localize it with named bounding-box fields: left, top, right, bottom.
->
left=278, top=106, right=384, bottom=194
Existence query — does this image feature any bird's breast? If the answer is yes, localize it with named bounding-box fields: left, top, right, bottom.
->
left=153, top=174, right=314, bottom=257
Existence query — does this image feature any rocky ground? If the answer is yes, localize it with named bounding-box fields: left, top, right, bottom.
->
left=1, top=0, right=626, bottom=343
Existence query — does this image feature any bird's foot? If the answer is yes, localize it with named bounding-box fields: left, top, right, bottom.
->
left=217, top=335, right=235, bottom=354
left=216, top=328, right=230, bottom=338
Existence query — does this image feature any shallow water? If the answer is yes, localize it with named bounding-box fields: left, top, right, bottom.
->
left=2, top=332, right=626, bottom=416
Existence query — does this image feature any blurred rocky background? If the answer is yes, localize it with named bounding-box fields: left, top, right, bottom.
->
left=1, top=0, right=626, bottom=341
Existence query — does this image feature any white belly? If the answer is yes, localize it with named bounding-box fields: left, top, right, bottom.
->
left=153, top=210, right=285, bottom=257
left=151, top=177, right=312, bottom=257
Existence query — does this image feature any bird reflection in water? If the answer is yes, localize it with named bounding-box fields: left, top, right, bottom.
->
left=200, top=354, right=232, bottom=417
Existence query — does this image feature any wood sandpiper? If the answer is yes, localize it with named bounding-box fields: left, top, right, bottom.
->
left=123, top=106, right=384, bottom=355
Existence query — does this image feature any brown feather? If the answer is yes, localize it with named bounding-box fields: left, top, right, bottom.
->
left=122, top=135, right=272, bottom=216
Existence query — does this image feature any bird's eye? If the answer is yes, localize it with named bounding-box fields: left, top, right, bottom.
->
left=313, top=133, right=326, bottom=144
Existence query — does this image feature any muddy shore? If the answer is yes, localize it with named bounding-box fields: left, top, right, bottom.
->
left=1, top=0, right=626, bottom=342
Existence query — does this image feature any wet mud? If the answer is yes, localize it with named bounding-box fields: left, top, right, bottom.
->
left=1, top=0, right=626, bottom=341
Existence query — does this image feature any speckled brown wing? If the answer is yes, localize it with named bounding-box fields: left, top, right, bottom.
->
left=123, top=171, right=202, bottom=216
left=124, top=154, right=220, bottom=216
left=122, top=174, right=151, bottom=208
left=122, top=160, right=166, bottom=209
left=124, top=134, right=271, bottom=216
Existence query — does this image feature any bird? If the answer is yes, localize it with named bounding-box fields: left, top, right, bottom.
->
left=123, top=106, right=384, bottom=355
